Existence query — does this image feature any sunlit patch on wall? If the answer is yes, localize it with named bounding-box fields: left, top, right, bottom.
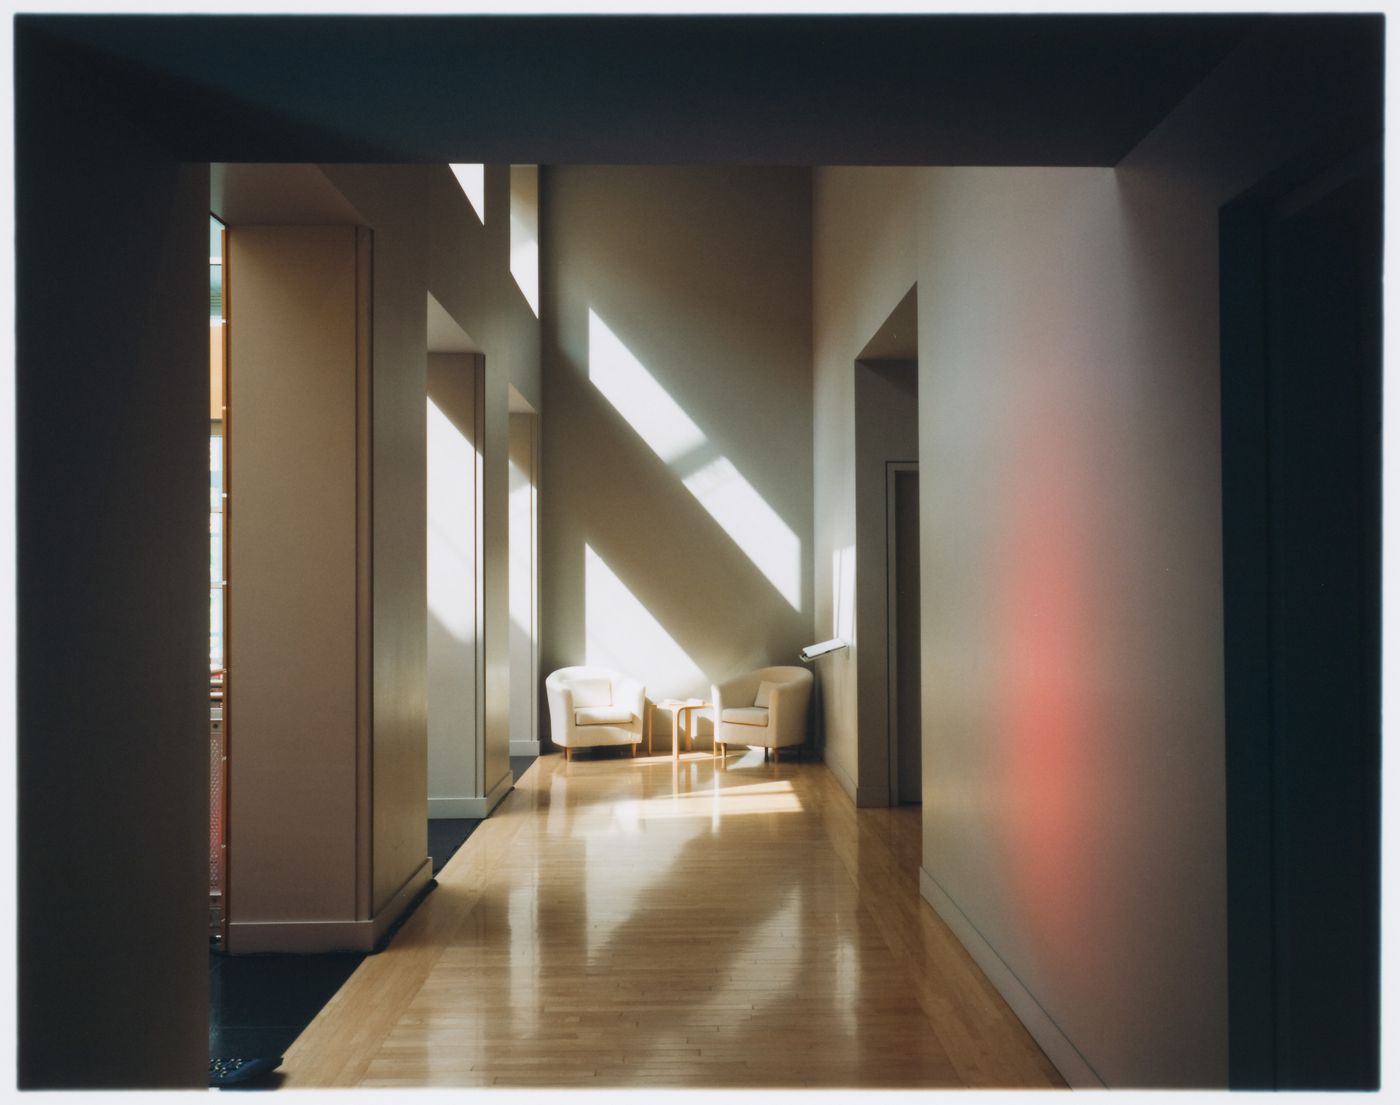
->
left=588, top=309, right=705, bottom=462
left=832, top=544, right=856, bottom=642
left=427, top=396, right=478, bottom=642
left=509, top=458, right=532, bottom=638
left=682, top=456, right=801, bottom=611
left=584, top=543, right=707, bottom=695
left=587, top=308, right=802, bottom=610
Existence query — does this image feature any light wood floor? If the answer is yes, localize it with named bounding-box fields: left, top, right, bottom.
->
left=280, top=749, right=1066, bottom=1089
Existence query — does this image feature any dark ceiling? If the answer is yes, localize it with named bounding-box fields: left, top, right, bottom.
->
left=18, top=13, right=1281, bottom=165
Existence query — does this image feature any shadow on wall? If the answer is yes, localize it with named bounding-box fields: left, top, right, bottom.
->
left=558, top=314, right=808, bottom=703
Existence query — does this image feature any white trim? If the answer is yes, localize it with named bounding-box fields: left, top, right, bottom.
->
left=918, top=865, right=1103, bottom=1089
left=823, top=751, right=859, bottom=805
left=510, top=738, right=541, bottom=757
left=427, top=768, right=514, bottom=820
left=227, top=858, right=432, bottom=954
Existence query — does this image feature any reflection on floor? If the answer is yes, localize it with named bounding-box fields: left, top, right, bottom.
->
left=208, top=754, right=538, bottom=1079
left=278, top=748, right=1066, bottom=1090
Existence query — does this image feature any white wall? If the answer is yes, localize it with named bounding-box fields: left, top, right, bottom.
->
left=913, top=165, right=1228, bottom=1087
left=815, top=161, right=1232, bottom=1089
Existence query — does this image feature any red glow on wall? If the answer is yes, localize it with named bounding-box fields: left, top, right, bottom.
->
left=996, top=414, right=1100, bottom=960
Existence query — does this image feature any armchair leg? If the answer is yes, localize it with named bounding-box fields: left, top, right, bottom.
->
left=631, top=742, right=637, bottom=758
left=565, top=747, right=572, bottom=763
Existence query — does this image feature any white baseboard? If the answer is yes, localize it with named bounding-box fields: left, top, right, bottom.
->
left=428, top=769, right=514, bottom=820
left=510, top=739, right=541, bottom=757
left=918, top=865, right=1104, bottom=1089
left=824, top=752, right=859, bottom=805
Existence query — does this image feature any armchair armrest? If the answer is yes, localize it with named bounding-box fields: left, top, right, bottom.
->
left=615, top=677, right=646, bottom=721
left=767, top=676, right=813, bottom=747
left=710, top=675, right=751, bottom=716
left=546, top=682, right=577, bottom=743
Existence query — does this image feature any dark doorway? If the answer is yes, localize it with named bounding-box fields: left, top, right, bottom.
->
left=889, top=465, right=922, bottom=804
left=1220, top=139, right=1381, bottom=1090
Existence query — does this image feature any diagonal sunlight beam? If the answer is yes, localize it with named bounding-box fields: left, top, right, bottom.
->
left=585, top=543, right=707, bottom=695
left=427, top=396, right=477, bottom=642
left=681, top=457, right=801, bottom=612
left=509, top=461, right=532, bottom=638
left=588, top=309, right=706, bottom=463
left=588, top=309, right=802, bottom=610
left=832, top=543, right=855, bottom=642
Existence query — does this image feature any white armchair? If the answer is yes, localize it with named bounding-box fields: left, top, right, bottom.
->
left=545, top=666, right=646, bottom=761
left=708, top=665, right=813, bottom=762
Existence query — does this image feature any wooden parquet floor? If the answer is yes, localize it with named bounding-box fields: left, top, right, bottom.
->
left=279, top=748, right=1066, bottom=1089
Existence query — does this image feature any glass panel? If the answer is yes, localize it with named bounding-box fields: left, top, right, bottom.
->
left=210, top=512, right=222, bottom=584
left=210, top=263, right=222, bottom=320
left=209, top=587, right=223, bottom=668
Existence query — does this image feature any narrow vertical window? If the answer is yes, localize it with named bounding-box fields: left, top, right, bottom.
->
left=510, top=164, right=539, bottom=317
left=450, top=163, right=486, bottom=224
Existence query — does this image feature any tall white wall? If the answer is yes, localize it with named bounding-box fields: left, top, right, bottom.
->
left=913, top=165, right=1228, bottom=1087
left=811, top=168, right=917, bottom=800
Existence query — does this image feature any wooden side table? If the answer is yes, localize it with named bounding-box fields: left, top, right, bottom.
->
left=648, top=698, right=711, bottom=758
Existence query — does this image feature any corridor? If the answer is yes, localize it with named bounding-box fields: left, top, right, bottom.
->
left=280, top=750, right=1063, bottom=1089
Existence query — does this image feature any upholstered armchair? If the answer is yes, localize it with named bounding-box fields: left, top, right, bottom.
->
left=708, top=665, right=813, bottom=762
left=545, top=666, right=646, bottom=761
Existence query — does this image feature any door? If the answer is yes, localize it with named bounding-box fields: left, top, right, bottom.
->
left=888, top=465, right=922, bottom=804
